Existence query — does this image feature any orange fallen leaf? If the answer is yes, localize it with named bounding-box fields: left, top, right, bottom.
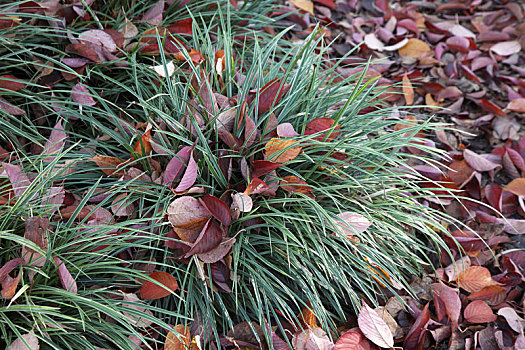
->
left=290, top=0, right=314, bottom=15
left=89, top=155, right=125, bottom=177
left=280, top=175, right=314, bottom=198
left=504, top=178, right=525, bottom=197
left=265, top=138, right=302, bottom=163
left=425, top=93, right=440, bottom=110
left=165, top=324, right=191, bottom=350
left=138, top=271, right=178, bottom=300
left=457, top=266, right=497, bottom=293
left=402, top=73, right=414, bottom=105
left=132, top=128, right=152, bottom=159
left=398, top=38, right=431, bottom=58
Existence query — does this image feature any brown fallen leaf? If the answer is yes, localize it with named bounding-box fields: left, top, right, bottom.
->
left=398, top=38, right=431, bottom=58
left=402, top=73, right=414, bottom=105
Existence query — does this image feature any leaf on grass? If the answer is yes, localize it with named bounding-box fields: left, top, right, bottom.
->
left=200, top=194, right=231, bottom=226
left=111, top=193, right=135, bottom=216
left=457, top=265, right=497, bottom=293
left=277, top=122, right=300, bottom=138
left=2, top=162, right=31, bottom=197
left=174, top=150, right=197, bottom=192
left=0, top=75, right=26, bottom=91
left=467, top=285, right=506, bottom=305
left=121, top=293, right=154, bottom=327
left=398, top=38, right=431, bottom=58
left=280, top=175, right=314, bottom=198
left=53, top=257, right=77, bottom=293
left=251, top=160, right=282, bottom=178
left=42, top=120, right=67, bottom=160
left=304, top=118, right=341, bottom=141
left=464, top=300, right=496, bottom=323
left=197, top=237, right=236, bottom=264
left=0, top=258, right=25, bottom=284
left=490, top=41, right=521, bottom=56
left=431, top=283, right=461, bottom=326
left=336, top=212, right=371, bottom=236
left=167, top=196, right=211, bottom=242
left=463, top=149, right=501, bottom=172
left=142, top=0, right=164, bottom=26
left=167, top=18, right=193, bottom=35
left=244, top=178, right=269, bottom=195
left=255, top=78, right=290, bottom=115
left=138, top=271, right=178, bottom=300
left=231, top=193, right=253, bottom=219
left=244, top=115, right=257, bottom=147
left=150, top=60, right=175, bottom=78
left=1, top=274, right=21, bottom=299
left=89, top=155, right=125, bottom=177
left=402, top=73, right=414, bottom=105
left=71, top=83, right=96, bottom=106
left=164, top=146, right=192, bottom=185
left=357, top=300, right=394, bottom=348
left=265, top=138, right=302, bottom=163
left=290, top=0, right=314, bottom=15
left=78, top=29, right=117, bottom=52
left=7, top=332, right=39, bottom=350
left=0, top=96, right=26, bottom=115
left=165, top=324, right=190, bottom=350
left=184, top=219, right=223, bottom=257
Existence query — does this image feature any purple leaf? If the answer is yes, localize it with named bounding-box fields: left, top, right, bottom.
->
left=7, top=332, right=39, bottom=350
left=62, top=57, right=91, bottom=68
left=164, top=146, right=192, bottom=185
left=71, top=83, right=96, bottom=106
left=463, top=149, right=501, bottom=172
left=174, top=150, right=197, bottom=192
left=0, top=258, right=25, bottom=282
left=277, top=123, right=300, bottom=137
left=357, top=300, right=394, bottom=348
left=200, top=194, right=231, bottom=226
left=78, top=29, right=117, bottom=52
left=197, top=237, right=236, bottom=263
left=142, top=0, right=165, bottom=26
left=244, top=116, right=257, bottom=147
left=53, top=257, right=78, bottom=293
left=184, top=219, right=223, bottom=257
left=2, top=162, right=31, bottom=197
left=432, top=283, right=461, bottom=327
left=42, top=120, right=67, bottom=161
left=0, top=96, right=25, bottom=115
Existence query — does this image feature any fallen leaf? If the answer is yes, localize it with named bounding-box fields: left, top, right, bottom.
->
left=265, top=138, right=302, bottom=163
left=304, top=118, right=341, bottom=141
left=174, top=150, right=197, bottom=192
left=254, top=78, right=290, bottom=115
left=464, top=300, right=496, bottom=323
left=335, top=329, right=370, bottom=350
left=2, top=162, right=31, bottom=197
left=42, top=120, right=67, bottom=160
left=336, top=212, right=371, bottom=236
left=292, top=327, right=334, bottom=350
left=463, top=149, right=501, bottom=172
left=280, top=175, right=314, bottom=198
left=150, top=60, right=175, bottom=78
left=467, top=285, right=506, bottom=305
left=89, top=155, right=125, bottom=177
left=357, top=300, right=394, bottom=348
left=111, top=193, right=135, bottom=216
left=78, top=29, right=117, bottom=52
left=507, top=98, right=525, bottom=113
left=404, top=302, right=430, bottom=350
left=0, top=96, right=26, bottom=115
left=432, top=283, right=461, bottom=326
left=7, top=332, right=39, bottom=350
left=0, top=75, right=25, bottom=91
left=290, top=0, right=314, bottom=15
left=53, top=257, right=77, bottom=293
left=277, top=123, right=300, bottom=137
left=398, top=38, right=431, bottom=58
left=504, top=178, right=525, bottom=197
left=197, top=237, right=236, bottom=264
left=167, top=196, right=211, bottom=242
left=71, top=83, right=96, bottom=106
left=165, top=324, right=190, bottom=350
left=142, top=0, right=165, bottom=26
left=490, top=41, right=521, bottom=56
left=457, top=265, right=497, bottom=292
left=200, top=194, right=231, bottom=226
left=402, top=73, right=414, bottom=105
left=497, top=307, right=525, bottom=334
left=138, top=271, right=178, bottom=299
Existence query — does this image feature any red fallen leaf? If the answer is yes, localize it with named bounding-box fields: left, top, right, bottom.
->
left=184, top=219, right=223, bottom=257
left=164, top=146, right=192, bottom=185
left=478, top=98, right=507, bottom=117
left=467, top=285, right=506, bottom=305
left=335, top=329, right=370, bottom=350
left=404, top=302, right=430, bottom=350
left=71, top=83, right=97, bottom=106
left=357, top=300, right=394, bottom=348
left=504, top=178, right=525, bottom=197
left=432, top=283, right=461, bottom=327
left=507, top=98, right=525, bottom=113
left=174, top=150, right=197, bottom=192
left=446, top=36, right=470, bottom=53
left=244, top=178, right=269, bottom=195
left=138, top=271, right=178, bottom=300
left=167, top=18, right=193, bottom=35
left=464, top=300, right=497, bottom=323
left=252, top=78, right=290, bottom=115
left=251, top=160, right=282, bottom=178
left=89, top=155, right=125, bottom=177
left=444, top=230, right=486, bottom=253
left=200, top=194, right=231, bottom=226
left=457, top=266, right=497, bottom=293
left=485, top=183, right=504, bottom=212
left=398, top=18, right=419, bottom=35
left=460, top=64, right=481, bottom=84
left=304, top=117, right=341, bottom=141
left=0, top=75, right=25, bottom=91
left=448, top=160, right=474, bottom=187
left=1, top=274, right=21, bottom=299
left=53, top=257, right=77, bottom=293
left=0, top=15, right=20, bottom=29
left=65, top=43, right=102, bottom=63
left=78, top=29, right=117, bottom=53
left=277, top=123, right=299, bottom=138
left=280, top=175, right=314, bottom=198
left=314, top=0, right=335, bottom=8
left=506, top=147, right=525, bottom=172
left=173, top=48, right=204, bottom=64
left=244, top=115, right=257, bottom=147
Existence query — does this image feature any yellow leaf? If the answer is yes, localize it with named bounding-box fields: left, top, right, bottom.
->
left=290, top=0, right=314, bottom=15
left=265, top=138, right=302, bottom=163
left=425, top=93, right=440, bottom=110
left=402, top=73, right=414, bottom=105
left=398, top=38, right=431, bottom=58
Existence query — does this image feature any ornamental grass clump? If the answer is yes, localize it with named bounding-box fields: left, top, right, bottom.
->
left=0, top=0, right=455, bottom=348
